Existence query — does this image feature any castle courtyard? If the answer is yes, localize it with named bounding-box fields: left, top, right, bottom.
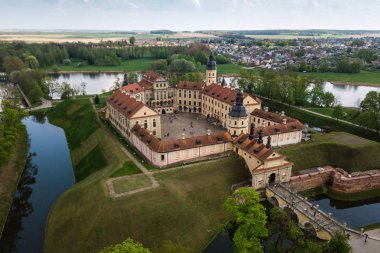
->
left=160, top=112, right=225, bottom=140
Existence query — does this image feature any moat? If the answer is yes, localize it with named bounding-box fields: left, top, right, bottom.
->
left=0, top=116, right=75, bottom=253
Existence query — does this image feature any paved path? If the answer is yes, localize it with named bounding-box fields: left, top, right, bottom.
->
left=348, top=232, right=380, bottom=253
left=26, top=98, right=53, bottom=111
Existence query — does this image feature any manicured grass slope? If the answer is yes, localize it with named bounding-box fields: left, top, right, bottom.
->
left=47, top=97, right=130, bottom=181
left=279, top=132, right=380, bottom=173
left=44, top=158, right=249, bottom=253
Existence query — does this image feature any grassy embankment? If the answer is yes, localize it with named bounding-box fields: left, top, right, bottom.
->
left=262, top=98, right=380, bottom=142
left=300, top=186, right=380, bottom=202
left=279, top=132, right=380, bottom=173
left=0, top=128, right=28, bottom=236
left=44, top=157, right=249, bottom=253
left=298, top=71, right=380, bottom=86
left=47, top=96, right=137, bottom=181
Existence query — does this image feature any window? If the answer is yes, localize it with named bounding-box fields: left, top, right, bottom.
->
left=242, top=121, right=244, bottom=125
left=161, top=155, right=165, bottom=161
left=235, top=121, right=237, bottom=126
left=153, top=130, right=156, bottom=135
left=153, top=119, right=156, bottom=127
left=144, top=120, right=148, bottom=129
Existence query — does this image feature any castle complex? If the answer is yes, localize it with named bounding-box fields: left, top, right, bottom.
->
left=106, top=55, right=304, bottom=189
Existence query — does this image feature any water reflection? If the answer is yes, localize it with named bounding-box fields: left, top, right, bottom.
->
left=0, top=116, right=75, bottom=253
left=0, top=153, right=37, bottom=253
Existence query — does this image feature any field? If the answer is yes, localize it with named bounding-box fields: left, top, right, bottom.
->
left=279, top=132, right=380, bottom=173
left=42, top=58, right=155, bottom=73
left=0, top=32, right=217, bottom=43
left=47, top=97, right=131, bottom=181
left=0, top=128, right=28, bottom=236
left=245, top=34, right=349, bottom=39
left=44, top=157, right=249, bottom=253
left=298, top=71, right=380, bottom=86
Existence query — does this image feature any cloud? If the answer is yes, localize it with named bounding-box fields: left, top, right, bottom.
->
left=190, top=0, right=201, bottom=8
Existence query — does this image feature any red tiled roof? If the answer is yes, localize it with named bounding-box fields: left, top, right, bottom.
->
left=143, top=70, right=165, bottom=82
left=177, top=81, right=205, bottom=90
left=138, top=79, right=153, bottom=89
left=254, top=121, right=304, bottom=136
left=233, top=134, right=278, bottom=161
left=132, top=124, right=232, bottom=153
left=251, top=109, right=296, bottom=124
left=203, top=84, right=260, bottom=105
left=107, top=90, right=152, bottom=119
left=121, top=83, right=144, bottom=94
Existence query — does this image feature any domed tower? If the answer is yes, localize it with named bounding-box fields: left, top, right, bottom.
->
left=206, top=53, right=217, bottom=86
left=227, top=90, right=249, bottom=137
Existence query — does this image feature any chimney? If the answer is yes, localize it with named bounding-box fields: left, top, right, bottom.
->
left=258, top=129, right=263, bottom=144
left=264, top=106, right=269, bottom=112
left=281, top=111, right=285, bottom=116
left=181, top=133, right=186, bottom=139
left=207, top=129, right=211, bottom=136
left=249, top=123, right=255, bottom=140
left=266, top=135, right=272, bottom=149
left=283, top=118, right=287, bottom=125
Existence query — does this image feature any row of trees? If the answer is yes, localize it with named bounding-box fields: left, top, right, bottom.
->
left=238, top=69, right=335, bottom=107
left=0, top=89, right=27, bottom=166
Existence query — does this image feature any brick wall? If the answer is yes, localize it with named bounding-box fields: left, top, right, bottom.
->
left=290, top=166, right=380, bottom=193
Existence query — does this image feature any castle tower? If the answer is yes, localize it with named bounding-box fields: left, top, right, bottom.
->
left=227, top=90, right=249, bottom=137
left=206, top=54, right=217, bottom=86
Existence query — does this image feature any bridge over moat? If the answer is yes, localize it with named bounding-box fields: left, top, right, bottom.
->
left=265, top=183, right=352, bottom=240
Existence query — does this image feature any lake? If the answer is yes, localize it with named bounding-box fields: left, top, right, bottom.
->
left=0, top=116, right=75, bottom=253
left=323, top=82, right=380, bottom=108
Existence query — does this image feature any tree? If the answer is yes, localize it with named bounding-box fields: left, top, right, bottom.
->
left=79, top=82, right=87, bottom=95
left=268, top=207, right=323, bottom=253
left=63, top=58, right=72, bottom=65
left=28, top=82, right=44, bottom=104
left=224, top=187, right=268, bottom=253
left=151, top=240, right=192, bottom=253
left=94, top=95, right=100, bottom=104
left=25, top=55, right=39, bottom=69
left=332, top=105, right=344, bottom=120
left=100, top=238, right=151, bottom=253
left=309, top=84, right=324, bottom=107
left=322, top=92, right=335, bottom=107
left=60, top=82, right=73, bottom=99
left=324, top=232, right=352, bottom=253
left=129, top=36, right=136, bottom=45
left=151, top=60, right=168, bottom=72
left=360, top=91, right=380, bottom=132
left=3, top=56, right=24, bottom=74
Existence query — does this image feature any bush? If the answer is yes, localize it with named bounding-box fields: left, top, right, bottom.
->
left=63, top=58, right=72, bottom=65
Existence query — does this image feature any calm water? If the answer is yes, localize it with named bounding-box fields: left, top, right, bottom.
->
left=323, top=82, right=380, bottom=107
left=52, top=73, right=125, bottom=95
left=0, top=116, right=75, bottom=253
left=310, top=195, right=380, bottom=228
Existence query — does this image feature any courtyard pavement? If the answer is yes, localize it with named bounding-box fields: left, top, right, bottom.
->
left=160, top=112, right=225, bottom=140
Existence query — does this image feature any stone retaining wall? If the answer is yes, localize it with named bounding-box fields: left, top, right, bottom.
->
left=290, top=166, right=380, bottom=193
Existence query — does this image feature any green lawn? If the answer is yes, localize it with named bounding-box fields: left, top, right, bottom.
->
left=42, top=58, right=156, bottom=73
left=109, top=161, right=141, bottom=178
left=298, top=71, right=380, bottom=86
left=279, top=132, right=380, bottom=173
left=307, top=107, right=358, bottom=118
left=47, top=97, right=131, bottom=182
left=44, top=157, right=249, bottom=253
left=113, top=174, right=151, bottom=194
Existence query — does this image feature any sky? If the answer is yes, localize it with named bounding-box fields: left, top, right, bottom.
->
left=1, top=0, right=380, bottom=31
